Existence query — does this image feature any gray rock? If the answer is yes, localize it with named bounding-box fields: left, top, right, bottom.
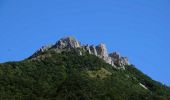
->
left=89, top=45, right=98, bottom=56
left=109, top=52, right=121, bottom=66
left=103, top=56, right=115, bottom=66
left=96, top=44, right=108, bottom=57
left=95, top=44, right=116, bottom=67
left=120, top=57, right=129, bottom=65
left=109, top=52, right=129, bottom=68
left=39, top=45, right=53, bottom=52
left=54, top=37, right=81, bottom=49
left=83, top=45, right=92, bottom=54
left=35, top=36, right=130, bottom=70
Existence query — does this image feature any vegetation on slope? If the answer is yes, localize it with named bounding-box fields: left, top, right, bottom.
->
left=0, top=49, right=169, bottom=100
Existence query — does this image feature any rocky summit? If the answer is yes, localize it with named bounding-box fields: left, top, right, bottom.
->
left=37, top=36, right=129, bottom=69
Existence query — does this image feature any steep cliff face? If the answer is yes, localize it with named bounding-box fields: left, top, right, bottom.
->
left=54, top=37, right=81, bottom=49
left=96, top=44, right=108, bottom=58
left=37, top=37, right=129, bottom=69
left=109, top=52, right=129, bottom=69
left=82, top=44, right=114, bottom=67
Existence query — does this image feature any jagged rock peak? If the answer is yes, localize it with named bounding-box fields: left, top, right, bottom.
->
left=96, top=43, right=108, bottom=57
left=109, top=52, right=129, bottom=67
left=36, top=36, right=130, bottom=70
left=54, top=36, right=81, bottom=49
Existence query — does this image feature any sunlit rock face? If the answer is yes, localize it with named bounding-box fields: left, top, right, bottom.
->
left=54, top=37, right=81, bottom=49
left=95, top=44, right=114, bottom=66
left=96, top=44, right=108, bottom=58
left=109, top=52, right=129, bottom=69
left=89, top=45, right=98, bottom=56
left=37, top=36, right=129, bottom=69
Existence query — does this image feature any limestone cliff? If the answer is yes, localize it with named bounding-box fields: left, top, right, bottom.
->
left=37, top=37, right=129, bottom=69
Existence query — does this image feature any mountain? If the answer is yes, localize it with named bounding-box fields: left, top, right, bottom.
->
left=0, top=37, right=170, bottom=100
left=33, top=37, right=129, bottom=69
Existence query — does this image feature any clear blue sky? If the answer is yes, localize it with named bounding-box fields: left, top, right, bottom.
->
left=0, top=0, right=170, bottom=85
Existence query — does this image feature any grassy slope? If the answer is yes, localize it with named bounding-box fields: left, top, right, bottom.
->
left=0, top=49, right=169, bottom=100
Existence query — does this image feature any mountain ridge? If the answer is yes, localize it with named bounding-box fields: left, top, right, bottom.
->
left=33, top=37, right=129, bottom=69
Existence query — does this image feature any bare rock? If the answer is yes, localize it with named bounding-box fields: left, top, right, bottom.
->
left=34, top=36, right=130, bottom=70
left=120, top=57, right=129, bottom=65
left=96, top=44, right=108, bottom=57
left=103, top=56, right=115, bottom=66
left=83, top=45, right=92, bottom=54
left=90, top=45, right=98, bottom=56
left=109, top=52, right=129, bottom=68
left=55, top=37, right=81, bottom=49
left=39, top=45, right=53, bottom=52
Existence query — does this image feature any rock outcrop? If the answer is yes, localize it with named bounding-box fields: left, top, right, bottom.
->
left=95, top=44, right=114, bottom=66
left=37, top=36, right=129, bottom=69
left=96, top=44, right=108, bottom=58
left=89, top=45, right=98, bottom=56
left=39, top=45, right=53, bottom=52
left=83, top=45, right=92, bottom=54
left=54, top=37, right=81, bottom=49
left=109, top=52, right=129, bottom=69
